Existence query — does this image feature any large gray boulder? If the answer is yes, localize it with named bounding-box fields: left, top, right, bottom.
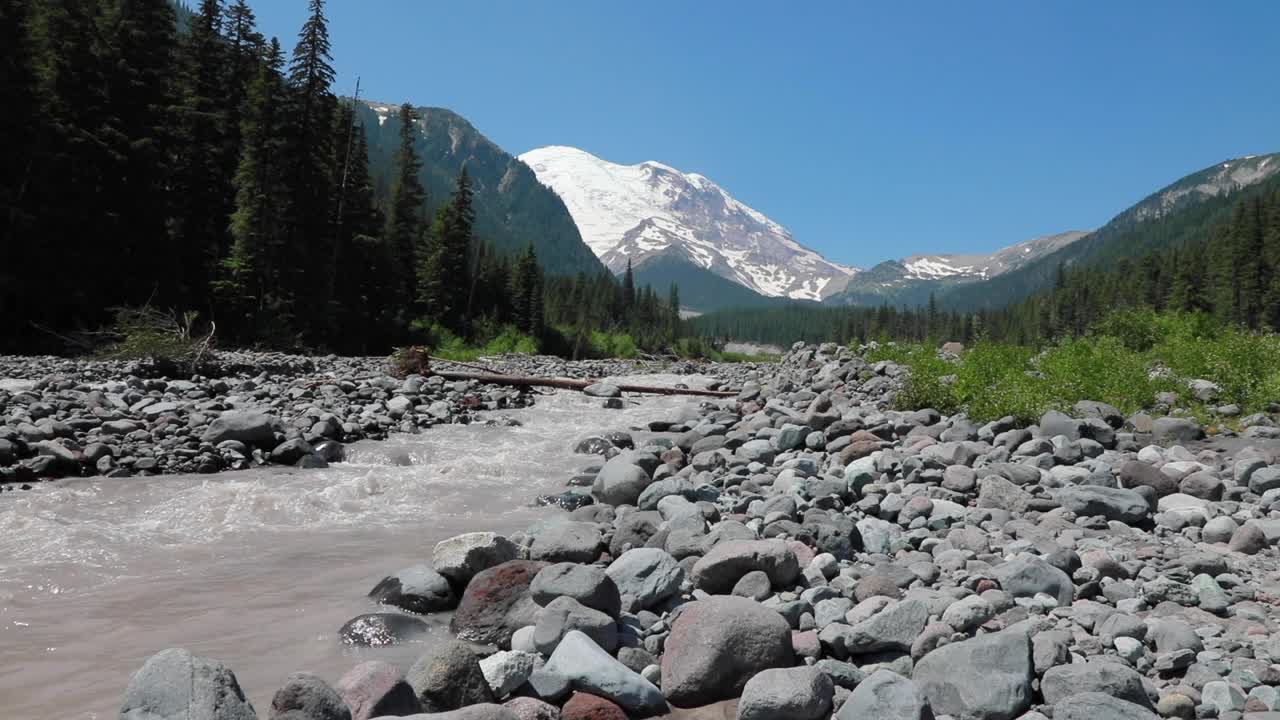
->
left=532, top=596, right=618, bottom=655
left=661, top=595, right=793, bottom=707
left=690, top=539, right=799, bottom=594
left=1041, top=661, right=1153, bottom=710
left=1052, top=692, right=1158, bottom=720
left=1054, top=486, right=1149, bottom=524
left=836, top=669, right=933, bottom=720
left=1152, top=417, right=1203, bottom=443
left=737, top=666, right=834, bottom=720
left=200, top=412, right=277, bottom=448
left=528, top=522, right=602, bottom=564
left=542, top=630, right=667, bottom=715
left=268, top=672, right=351, bottom=720
left=605, top=548, right=684, bottom=609
left=406, top=640, right=496, bottom=712
left=592, top=455, right=653, bottom=506
left=911, top=630, right=1034, bottom=720
left=120, top=648, right=257, bottom=720
left=819, top=599, right=928, bottom=657
left=530, top=563, right=621, bottom=617
left=432, top=533, right=520, bottom=586
left=991, top=555, right=1074, bottom=606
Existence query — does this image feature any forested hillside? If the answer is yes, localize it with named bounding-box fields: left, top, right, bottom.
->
left=358, top=103, right=602, bottom=276
left=0, top=0, right=670, bottom=356
left=938, top=154, right=1280, bottom=310
left=693, top=175, right=1280, bottom=346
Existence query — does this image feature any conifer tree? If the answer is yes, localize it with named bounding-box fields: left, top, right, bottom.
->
left=421, top=168, right=475, bottom=332
left=386, top=103, right=427, bottom=308
left=99, top=0, right=180, bottom=304
left=223, top=37, right=287, bottom=333
left=283, top=0, right=337, bottom=339
left=172, top=0, right=231, bottom=308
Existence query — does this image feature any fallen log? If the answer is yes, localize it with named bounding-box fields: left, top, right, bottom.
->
left=429, top=369, right=737, bottom=398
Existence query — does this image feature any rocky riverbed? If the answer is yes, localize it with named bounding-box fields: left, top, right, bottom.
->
left=0, top=352, right=735, bottom=487
left=15, top=342, right=1280, bottom=719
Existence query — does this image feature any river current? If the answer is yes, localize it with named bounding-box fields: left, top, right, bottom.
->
left=0, top=375, right=703, bottom=718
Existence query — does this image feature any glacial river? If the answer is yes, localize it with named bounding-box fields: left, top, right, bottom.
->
left=0, top=376, right=703, bottom=718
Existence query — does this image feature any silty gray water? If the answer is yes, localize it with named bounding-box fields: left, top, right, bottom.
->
left=0, top=375, right=702, bottom=718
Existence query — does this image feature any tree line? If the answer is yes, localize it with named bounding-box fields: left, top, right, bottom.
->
left=692, top=177, right=1280, bottom=348
left=991, top=180, right=1280, bottom=343
left=0, top=0, right=683, bottom=356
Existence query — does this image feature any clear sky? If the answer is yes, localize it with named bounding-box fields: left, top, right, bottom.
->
left=247, top=1, right=1280, bottom=268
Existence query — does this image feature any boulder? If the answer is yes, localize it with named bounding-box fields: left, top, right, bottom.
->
left=737, top=666, right=834, bottom=720
left=529, top=522, right=603, bottom=564
left=201, top=412, right=277, bottom=448
left=1041, top=661, right=1153, bottom=710
left=334, top=661, right=421, bottom=720
left=561, top=692, right=627, bottom=720
left=911, top=630, right=1033, bottom=720
left=542, top=630, right=667, bottom=716
left=991, top=555, right=1074, bottom=606
left=533, top=596, right=618, bottom=655
left=661, top=596, right=793, bottom=707
left=592, top=456, right=652, bottom=506
left=338, top=613, right=429, bottom=647
left=479, top=651, right=537, bottom=699
left=406, top=640, right=496, bottom=712
left=120, top=648, right=257, bottom=720
left=1054, top=486, right=1149, bottom=524
left=836, top=669, right=933, bottom=720
left=819, top=599, right=929, bottom=656
left=268, top=672, right=351, bottom=720
left=368, top=564, right=456, bottom=614
left=1119, top=461, right=1178, bottom=497
left=433, top=533, right=520, bottom=586
left=690, top=540, right=800, bottom=594
left=451, top=560, right=547, bottom=647
left=530, top=563, right=622, bottom=617
left=605, top=548, right=684, bottom=609
left=1152, top=417, right=1203, bottom=444
left=1051, top=693, right=1158, bottom=720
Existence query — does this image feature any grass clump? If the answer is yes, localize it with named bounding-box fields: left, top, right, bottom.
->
left=868, top=309, right=1280, bottom=424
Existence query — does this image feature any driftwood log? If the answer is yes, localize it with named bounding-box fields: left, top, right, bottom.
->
left=429, top=369, right=737, bottom=398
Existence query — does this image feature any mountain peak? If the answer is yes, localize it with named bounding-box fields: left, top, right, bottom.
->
left=518, top=145, right=857, bottom=300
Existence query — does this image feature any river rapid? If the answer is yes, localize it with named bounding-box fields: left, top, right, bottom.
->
left=0, top=375, right=703, bottom=718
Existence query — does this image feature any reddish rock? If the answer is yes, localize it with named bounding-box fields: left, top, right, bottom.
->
left=334, top=660, right=421, bottom=720
left=838, top=439, right=880, bottom=464
left=792, top=629, right=820, bottom=660
left=562, top=692, right=627, bottom=720
left=505, top=696, right=562, bottom=720
left=451, top=559, right=548, bottom=646
left=787, top=540, right=816, bottom=569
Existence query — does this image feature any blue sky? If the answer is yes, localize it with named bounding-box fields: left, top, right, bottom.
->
left=249, top=1, right=1280, bottom=268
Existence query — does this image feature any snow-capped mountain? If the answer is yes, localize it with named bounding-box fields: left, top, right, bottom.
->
left=825, top=231, right=1089, bottom=307
left=518, top=145, right=857, bottom=301
left=898, top=231, right=1089, bottom=282
left=1128, top=154, right=1279, bottom=223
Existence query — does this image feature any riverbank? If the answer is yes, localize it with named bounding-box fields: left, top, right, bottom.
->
left=0, top=352, right=752, bottom=488
left=14, top=342, right=1280, bottom=718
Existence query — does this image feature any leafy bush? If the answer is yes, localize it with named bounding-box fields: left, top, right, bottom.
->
left=388, top=345, right=431, bottom=378
left=875, top=310, right=1280, bottom=423
left=97, top=306, right=213, bottom=375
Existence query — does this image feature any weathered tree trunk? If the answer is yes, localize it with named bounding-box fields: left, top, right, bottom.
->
left=429, top=369, right=736, bottom=398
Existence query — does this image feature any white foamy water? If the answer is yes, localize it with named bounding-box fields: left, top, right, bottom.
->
left=0, top=376, right=704, bottom=718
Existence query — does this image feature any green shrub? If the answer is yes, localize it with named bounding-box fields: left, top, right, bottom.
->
left=877, top=310, right=1280, bottom=423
